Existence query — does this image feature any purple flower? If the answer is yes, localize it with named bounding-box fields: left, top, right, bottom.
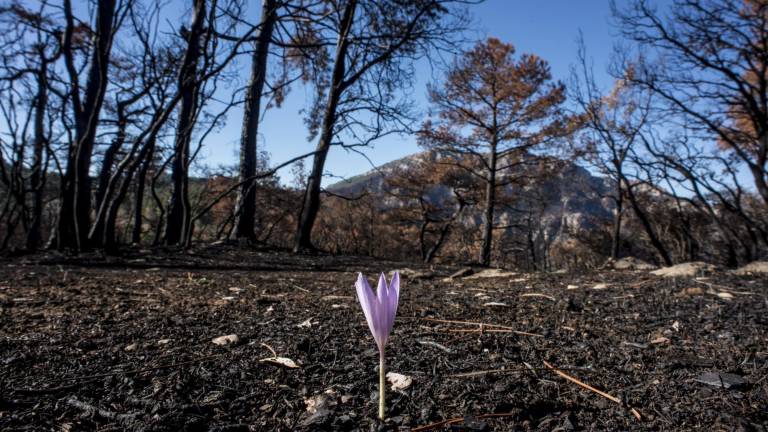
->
left=355, top=272, right=400, bottom=352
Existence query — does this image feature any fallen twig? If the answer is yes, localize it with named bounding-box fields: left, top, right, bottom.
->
left=694, top=280, right=754, bottom=295
left=52, top=354, right=224, bottom=383
left=422, top=317, right=514, bottom=329
left=412, top=412, right=517, bottom=432
left=261, top=343, right=278, bottom=357
left=417, top=340, right=453, bottom=353
left=67, top=397, right=139, bottom=424
left=543, top=360, right=642, bottom=420
left=11, top=383, right=80, bottom=395
left=421, top=318, right=544, bottom=338
left=438, top=328, right=544, bottom=337
left=448, top=365, right=587, bottom=378
left=520, top=293, right=556, bottom=301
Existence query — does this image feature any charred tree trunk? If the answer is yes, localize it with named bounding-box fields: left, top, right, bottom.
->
left=151, top=168, right=165, bottom=246
left=165, top=0, right=206, bottom=246
left=425, top=199, right=466, bottom=264
left=90, top=105, right=127, bottom=247
left=610, top=182, right=623, bottom=260
left=750, top=134, right=768, bottom=205
left=622, top=176, right=673, bottom=266
left=25, top=55, right=49, bottom=251
left=55, top=0, right=117, bottom=251
left=479, top=140, right=498, bottom=266
left=293, top=0, right=356, bottom=252
left=131, top=141, right=154, bottom=244
left=527, top=219, right=538, bottom=271
left=232, top=0, right=278, bottom=242
left=418, top=220, right=429, bottom=261
left=424, top=222, right=451, bottom=264
left=102, top=137, right=158, bottom=251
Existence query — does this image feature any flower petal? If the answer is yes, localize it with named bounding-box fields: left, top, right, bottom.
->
left=389, top=271, right=400, bottom=328
left=355, top=273, right=381, bottom=348
left=375, top=273, right=390, bottom=347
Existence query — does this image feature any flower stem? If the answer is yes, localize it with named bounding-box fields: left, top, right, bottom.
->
left=379, top=350, right=385, bottom=420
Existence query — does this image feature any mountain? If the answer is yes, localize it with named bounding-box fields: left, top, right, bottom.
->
left=327, top=151, right=615, bottom=246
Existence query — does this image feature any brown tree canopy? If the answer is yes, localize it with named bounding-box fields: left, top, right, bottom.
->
left=423, top=38, right=568, bottom=158
left=615, top=0, right=768, bottom=205
left=419, top=37, right=571, bottom=265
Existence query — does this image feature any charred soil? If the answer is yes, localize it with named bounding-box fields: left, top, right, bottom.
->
left=1, top=245, right=766, bottom=431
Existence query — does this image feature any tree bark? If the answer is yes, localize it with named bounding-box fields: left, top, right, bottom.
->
left=102, top=136, right=158, bottom=251
left=621, top=176, right=673, bottom=266
left=232, top=0, right=278, bottom=242
left=131, top=142, right=154, bottom=244
left=749, top=134, right=768, bottom=205
left=165, top=0, right=206, bottom=246
left=293, top=0, right=357, bottom=252
left=55, top=0, right=117, bottom=251
left=424, top=222, right=451, bottom=264
left=479, top=141, right=498, bottom=266
left=89, top=104, right=127, bottom=248
left=610, top=182, right=623, bottom=260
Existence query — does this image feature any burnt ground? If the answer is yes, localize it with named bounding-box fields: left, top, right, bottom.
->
left=1, top=245, right=767, bottom=431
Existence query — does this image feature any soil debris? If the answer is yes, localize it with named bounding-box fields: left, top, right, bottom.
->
left=651, top=261, right=718, bottom=277
left=1, top=248, right=766, bottom=431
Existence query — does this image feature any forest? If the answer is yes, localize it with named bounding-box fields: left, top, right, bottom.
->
left=0, top=0, right=766, bottom=269
left=1, top=0, right=767, bottom=431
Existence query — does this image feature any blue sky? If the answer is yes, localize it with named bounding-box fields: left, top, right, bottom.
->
left=196, top=0, right=623, bottom=184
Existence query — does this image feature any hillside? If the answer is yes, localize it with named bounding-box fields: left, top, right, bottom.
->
left=328, top=152, right=615, bottom=246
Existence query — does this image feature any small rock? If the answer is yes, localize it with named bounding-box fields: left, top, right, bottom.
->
left=212, top=334, right=239, bottom=346
left=304, top=394, right=332, bottom=413
left=464, top=269, right=516, bottom=279
left=397, top=268, right=435, bottom=280
left=202, top=391, right=224, bottom=404
left=651, top=261, right=718, bottom=277
left=695, top=372, right=748, bottom=389
left=678, top=287, right=704, bottom=296
left=592, top=283, right=608, bottom=290
left=732, top=261, right=768, bottom=275
left=386, top=372, right=413, bottom=391
left=157, top=339, right=172, bottom=345
left=566, top=284, right=579, bottom=290
left=717, top=292, right=734, bottom=300
left=124, top=343, right=138, bottom=352
left=717, top=331, right=734, bottom=340
left=297, top=318, right=315, bottom=328
left=603, top=256, right=657, bottom=271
